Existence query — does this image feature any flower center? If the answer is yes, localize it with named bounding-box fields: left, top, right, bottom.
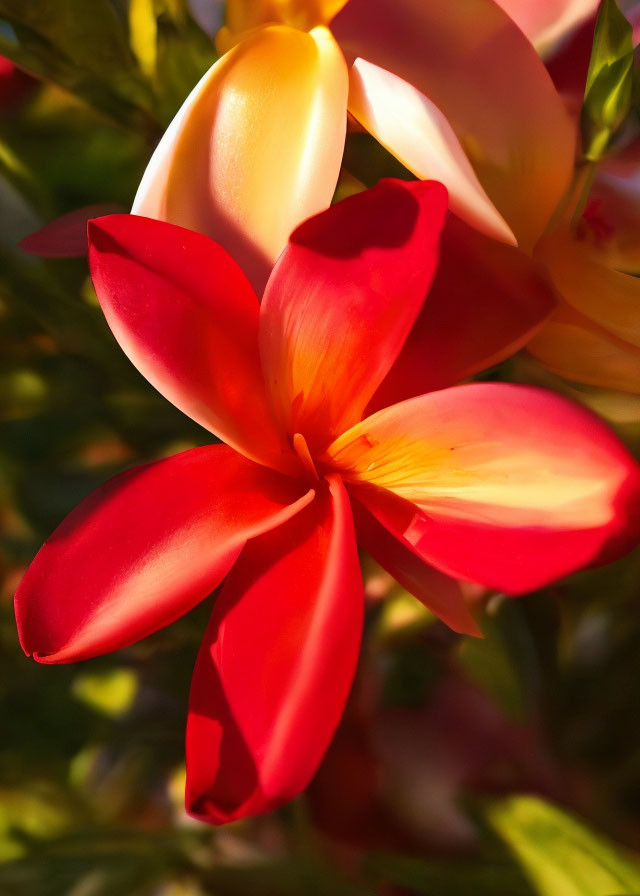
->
left=219, top=0, right=347, bottom=39
left=293, top=432, right=319, bottom=481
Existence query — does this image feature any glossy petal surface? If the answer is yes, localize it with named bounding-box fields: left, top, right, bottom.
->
left=88, top=214, right=291, bottom=471
left=15, top=446, right=315, bottom=663
left=332, top=0, right=575, bottom=250
left=326, top=384, right=640, bottom=591
left=369, top=215, right=556, bottom=410
left=352, top=493, right=482, bottom=636
left=133, top=24, right=348, bottom=293
left=348, top=59, right=514, bottom=245
left=260, top=178, right=448, bottom=452
left=186, top=476, right=363, bottom=824
left=527, top=304, right=640, bottom=393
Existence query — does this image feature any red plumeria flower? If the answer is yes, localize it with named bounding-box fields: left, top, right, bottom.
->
left=14, top=179, right=640, bottom=824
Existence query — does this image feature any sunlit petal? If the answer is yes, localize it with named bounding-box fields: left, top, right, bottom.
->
left=260, top=179, right=448, bottom=452
left=348, top=58, right=515, bottom=245
left=133, top=24, right=348, bottom=293
left=324, top=384, right=640, bottom=591
left=15, top=446, right=315, bottom=664
left=332, top=0, right=575, bottom=250
left=88, top=214, right=292, bottom=471
left=495, top=0, right=598, bottom=51
left=186, top=476, right=362, bottom=824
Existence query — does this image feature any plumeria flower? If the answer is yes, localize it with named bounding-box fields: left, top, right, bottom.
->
left=14, top=180, right=640, bottom=824
left=134, top=0, right=576, bottom=292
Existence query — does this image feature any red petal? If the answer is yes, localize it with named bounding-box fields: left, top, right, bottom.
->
left=369, top=214, right=556, bottom=410
left=259, top=178, right=448, bottom=452
left=88, top=215, right=292, bottom=471
left=15, top=445, right=314, bottom=663
left=352, top=494, right=482, bottom=636
left=185, top=475, right=363, bottom=824
left=327, top=384, right=640, bottom=594
left=19, top=205, right=124, bottom=258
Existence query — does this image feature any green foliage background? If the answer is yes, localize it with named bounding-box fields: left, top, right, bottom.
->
left=2, top=2, right=640, bottom=894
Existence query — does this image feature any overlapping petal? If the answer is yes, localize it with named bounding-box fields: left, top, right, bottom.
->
left=537, top=228, right=640, bottom=348
left=15, top=446, right=315, bottom=664
left=347, top=59, right=515, bottom=245
left=132, top=24, right=348, bottom=293
left=368, top=215, right=556, bottom=410
left=88, top=214, right=292, bottom=471
left=351, top=495, right=482, bottom=636
left=259, top=178, right=448, bottom=451
left=331, top=0, right=575, bottom=251
left=186, top=475, right=362, bottom=824
left=578, top=175, right=640, bottom=274
left=527, top=305, right=640, bottom=394
left=494, top=0, right=598, bottom=50
left=326, top=384, right=640, bottom=592
left=19, top=204, right=124, bottom=258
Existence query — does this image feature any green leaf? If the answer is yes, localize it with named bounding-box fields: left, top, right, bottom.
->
left=365, top=852, right=536, bottom=896
left=0, top=0, right=156, bottom=131
left=581, top=0, right=635, bottom=160
left=129, top=0, right=158, bottom=80
left=485, top=795, right=640, bottom=896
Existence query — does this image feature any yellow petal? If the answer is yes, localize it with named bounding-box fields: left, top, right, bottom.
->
left=133, top=24, right=348, bottom=292
left=537, top=227, right=640, bottom=348
left=527, top=304, right=640, bottom=393
left=348, top=58, right=516, bottom=246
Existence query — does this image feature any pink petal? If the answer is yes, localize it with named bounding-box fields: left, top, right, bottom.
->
left=15, top=445, right=315, bottom=663
left=186, top=475, right=363, bottom=824
left=88, top=214, right=292, bottom=471
left=369, top=214, right=556, bottom=410
left=495, top=0, right=598, bottom=50
left=259, top=178, right=448, bottom=453
left=332, top=0, right=575, bottom=251
left=348, top=58, right=515, bottom=245
left=326, top=384, right=640, bottom=593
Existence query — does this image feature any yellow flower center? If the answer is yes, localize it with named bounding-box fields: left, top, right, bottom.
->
left=216, top=0, right=348, bottom=53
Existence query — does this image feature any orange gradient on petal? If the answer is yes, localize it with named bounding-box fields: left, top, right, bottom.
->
left=324, top=386, right=626, bottom=529
left=133, top=25, right=348, bottom=293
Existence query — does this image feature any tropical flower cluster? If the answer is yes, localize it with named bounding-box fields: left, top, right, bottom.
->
left=11, top=0, right=640, bottom=829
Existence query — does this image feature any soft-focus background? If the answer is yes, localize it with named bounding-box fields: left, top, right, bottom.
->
left=2, top=2, right=640, bottom=894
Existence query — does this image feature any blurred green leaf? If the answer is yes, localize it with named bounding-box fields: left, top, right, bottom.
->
left=72, top=668, right=138, bottom=718
left=365, top=851, right=535, bottom=896
left=581, top=0, right=634, bottom=160
left=0, top=0, right=156, bottom=132
left=456, top=600, right=540, bottom=722
left=485, top=795, right=640, bottom=896
left=129, top=0, right=157, bottom=80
